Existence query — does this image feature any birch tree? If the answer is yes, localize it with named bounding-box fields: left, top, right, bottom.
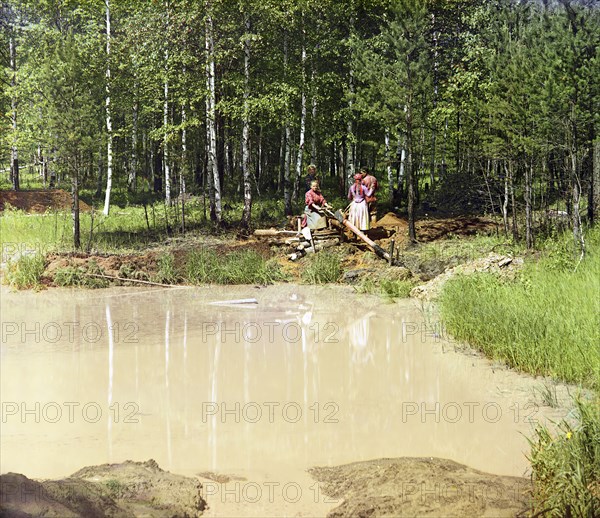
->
left=103, top=0, right=113, bottom=215
left=205, top=1, right=221, bottom=223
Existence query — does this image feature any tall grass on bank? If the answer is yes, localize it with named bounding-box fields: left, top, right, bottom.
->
left=185, top=249, right=282, bottom=285
left=439, top=229, right=600, bottom=390
left=301, top=251, right=342, bottom=284
left=527, top=397, right=600, bottom=517
left=4, top=254, right=45, bottom=289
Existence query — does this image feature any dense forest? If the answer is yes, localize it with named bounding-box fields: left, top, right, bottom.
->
left=1, top=0, right=598, bottom=247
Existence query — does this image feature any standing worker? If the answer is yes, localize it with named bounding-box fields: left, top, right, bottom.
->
left=360, top=167, right=378, bottom=224
left=304, top=164, right=318, bottom=193
left=348, top=174, right=374, bottom=231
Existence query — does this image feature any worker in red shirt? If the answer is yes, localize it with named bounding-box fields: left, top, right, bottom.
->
left=360, top=167, right=378, bottom=224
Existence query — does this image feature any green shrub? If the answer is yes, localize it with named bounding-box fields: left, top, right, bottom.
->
left=53, top=260, right=110, bottom=288
left=528, top=397, right=600, bottom=517
left=301, top=251, right=342, bottom=284
left=4, top=254, right=46, bottom=289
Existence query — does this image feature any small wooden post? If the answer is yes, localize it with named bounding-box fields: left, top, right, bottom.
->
left=388, top=239, right=395, bottom=266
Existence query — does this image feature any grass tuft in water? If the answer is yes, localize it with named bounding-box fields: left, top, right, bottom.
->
left=301, top=251, right=342, bottom=284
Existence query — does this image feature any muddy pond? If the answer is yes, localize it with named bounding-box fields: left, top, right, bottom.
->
left=0, top=285, right=569, bottom=516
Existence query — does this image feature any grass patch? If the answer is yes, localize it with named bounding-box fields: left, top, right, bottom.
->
left=152, top=252, right=180, bottom=284
left=301, top=251, right=342, bottom=284
left=439, top=228, right=600, bottom=390
left=4, top=254, right=46, bottom=289
left=527, top=396, right=600, bottom=517
left=184, top=249, right=282, bottom=285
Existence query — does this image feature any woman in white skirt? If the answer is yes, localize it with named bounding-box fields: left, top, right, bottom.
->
left=347, top=173, right=374, bottom=231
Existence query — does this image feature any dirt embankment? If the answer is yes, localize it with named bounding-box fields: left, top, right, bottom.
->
left=410, top=253, right=524, bottom=301
left=310, top=457, right=531, bottom=518
left=0, top=189, right=91, bottom=213
left=0, top=460, right=206, bottom=518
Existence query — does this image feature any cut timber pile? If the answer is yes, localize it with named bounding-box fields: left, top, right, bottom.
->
left=253, top=227, right=340, bottom=260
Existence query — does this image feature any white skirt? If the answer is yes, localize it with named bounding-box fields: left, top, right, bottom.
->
left=348, top=201, right=370, bottom=231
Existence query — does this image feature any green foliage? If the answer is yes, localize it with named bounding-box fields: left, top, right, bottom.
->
left=152, top=252, right=180, bottom=285
left=4, top=254, right=45, bottom=290
left=356, top=276, right=416, bottom=300
left=301, top=251, right=342, bottom=284
left=185, top=249, right=281, bottom=285
left=439, top=231, right=600, bottom=390
left=53, top=260, right=109, bottom=289
left=527, top=397, right=600, bottom=517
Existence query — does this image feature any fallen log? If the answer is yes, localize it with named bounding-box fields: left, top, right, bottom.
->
left=321, top=207, right=391, bottom=262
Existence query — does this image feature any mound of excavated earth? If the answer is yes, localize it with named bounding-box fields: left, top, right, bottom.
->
left=410, top=253, right=524, bottom=301
left=310, top=457, right=531, bottom=517
left=0, top=460, right=207, bottom=517
left=0, top=189, right=91, bottom=213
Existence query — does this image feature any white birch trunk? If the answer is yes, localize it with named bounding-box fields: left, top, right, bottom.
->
left=385, top=129, right=393, bottom=203
left=293, top=33, right=307, bottom=199
left=241, top=15, right=252, bottom=228
left=103, top=0, right=113, bottom=215
left=129, top=91, right=138, bottom=192
left=346, top=66, right=355, bottom=188
left=310, top=68, right=317, bottom=165
left=205, top=4, right=221, bottom=222
left=283, top=33, right=292, bottom=215
left=180, top=102, right=187, bottom=232
left=9, top=30, right=19, bottom=190
left=163, top=2, right=171, bottom=205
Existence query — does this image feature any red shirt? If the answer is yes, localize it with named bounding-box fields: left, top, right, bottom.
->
left=362, top=174, right=378, bottom=191
left=305, top=189, right=326, bottom=211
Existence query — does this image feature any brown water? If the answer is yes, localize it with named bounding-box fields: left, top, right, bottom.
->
left=0, top=285, right=568, bottom=516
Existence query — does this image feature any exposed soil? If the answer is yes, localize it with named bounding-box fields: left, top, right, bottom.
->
left=310, top=457, right=531, bottom=518
left=410, top=253, right=524, bottom=301
left=0, top=189, right=91, bottom=213
left=0, top=457, right=532, bottom=517
left=0, top=460, right=207, bottom=517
